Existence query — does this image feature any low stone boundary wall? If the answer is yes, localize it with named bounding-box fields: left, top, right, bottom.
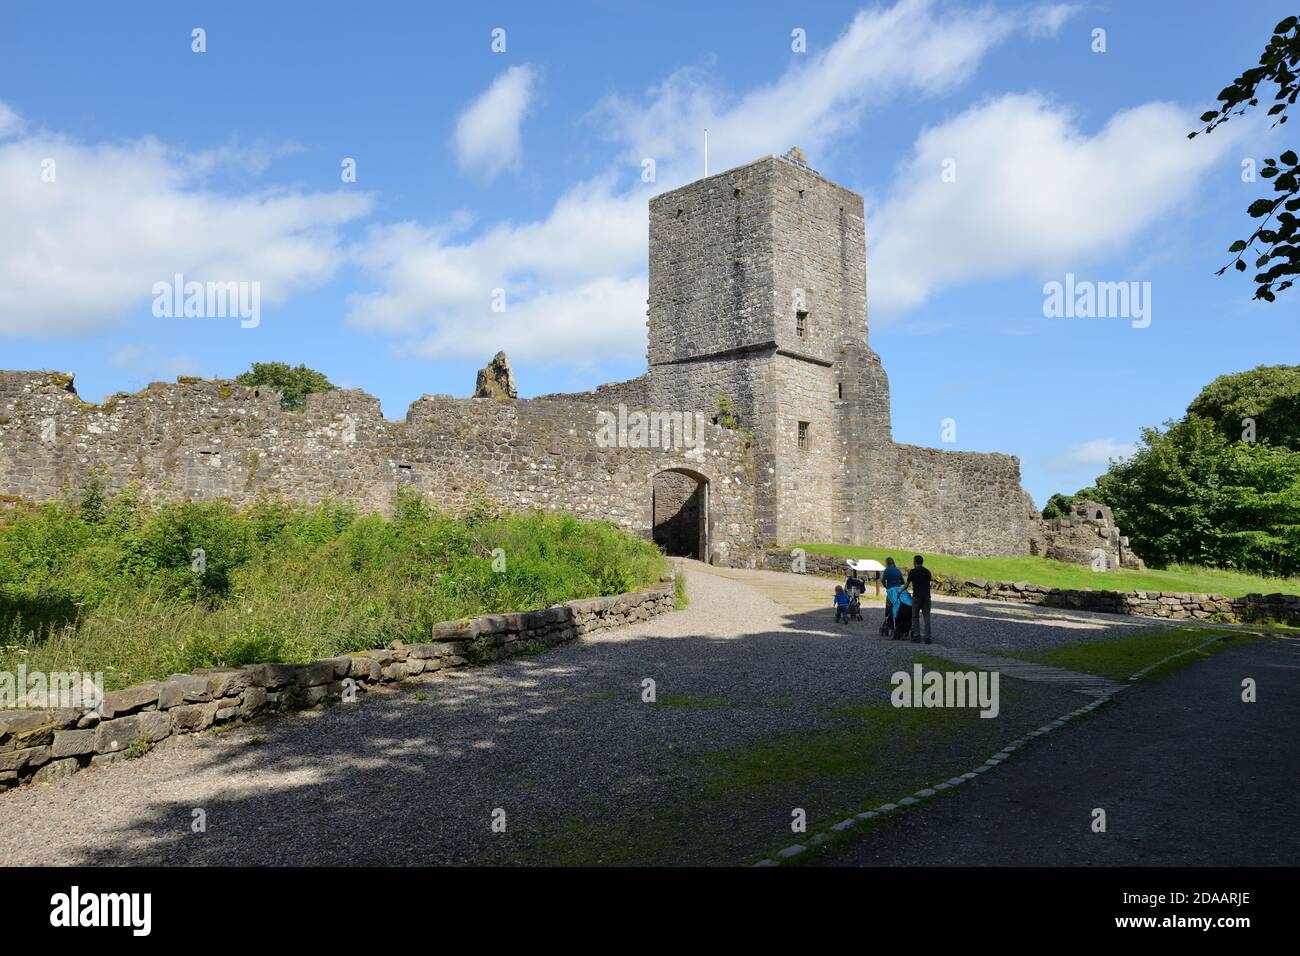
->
left=743, top=549, right=852, bottom=578
left=748, top=549, right=1300, bottom=627
left=0, top=574, right=675, bottom=792
left=926, top=577, right=1299, bottom=626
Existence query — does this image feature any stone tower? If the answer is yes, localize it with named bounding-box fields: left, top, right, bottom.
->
left=646, top=149, right=893, bottom=547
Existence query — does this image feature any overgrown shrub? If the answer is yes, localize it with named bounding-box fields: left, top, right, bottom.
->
left=0, top=487, right=666, bottom=691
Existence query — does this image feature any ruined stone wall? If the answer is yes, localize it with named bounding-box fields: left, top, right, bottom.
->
left=1039, top=500, right=1145, bottom=570
left=834, top=345, right=895, bottom=547
left=645, top=356, right=766, bottom=434
left=535, top=375, right=651, bottom=409
left=866, top=444, right=1039, bottom=557
left=0, top=371, right=757, bottom=560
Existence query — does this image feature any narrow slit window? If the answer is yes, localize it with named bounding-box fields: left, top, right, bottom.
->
left=798, top=421, right=810, bottom=451
left=796, top=310, right=808, bottom=339
left=837, top=382, right=843, bottom=399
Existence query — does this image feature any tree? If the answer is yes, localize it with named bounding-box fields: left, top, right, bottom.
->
left=1095, top=419, right=1236, bottom=569
left=1041, top=366, right=1300, bottom=574
left=1039, top=493, right=1074, bottom=520
left=1191, top=15, right=1300, bottom=302
left=1186, top=364, right=1300, bottom=447
left=1094, top=418, right=1300, bottom=575
left=234, top=362, right=336, bottom=411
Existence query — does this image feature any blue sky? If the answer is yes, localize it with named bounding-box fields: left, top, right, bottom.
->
left=1, top=0, right=1296, bottom=505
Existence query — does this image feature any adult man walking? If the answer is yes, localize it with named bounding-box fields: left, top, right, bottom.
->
left=907, top=555, right=933, bottom=644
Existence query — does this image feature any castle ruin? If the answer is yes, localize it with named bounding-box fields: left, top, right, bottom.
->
left=0, top=150, right=1129, bottom=566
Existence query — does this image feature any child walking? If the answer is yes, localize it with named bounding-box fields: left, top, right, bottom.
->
left=833, top=585, right=850, bottom=623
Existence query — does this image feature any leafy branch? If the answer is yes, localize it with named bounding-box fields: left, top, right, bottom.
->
left=1191, top=15, right=1300, bottom=302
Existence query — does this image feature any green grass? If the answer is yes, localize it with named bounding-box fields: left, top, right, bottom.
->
left=1002, top=626, right=1248, bottom=682
left=0, top=485, right=667, bottom=692
left=798, top=543, right=1300, bottom=597
left=123, top=739, right=154, bottom=760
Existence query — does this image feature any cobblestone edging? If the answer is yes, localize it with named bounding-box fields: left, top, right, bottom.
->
left=0, top=573, right=676, bottom=793
left=751, top=549, right=1300, bottom=627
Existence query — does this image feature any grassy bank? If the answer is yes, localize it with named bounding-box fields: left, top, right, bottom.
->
left=0, top=487, right=667, bottom=691
left=1003, top=627, right=1251, bottom=682
left=798, top=543, right=1300, bottom=597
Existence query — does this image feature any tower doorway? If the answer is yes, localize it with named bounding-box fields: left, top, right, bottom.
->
left=652, top=469, right=709, bottom=560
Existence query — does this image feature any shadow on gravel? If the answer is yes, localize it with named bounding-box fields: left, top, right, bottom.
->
left=47, top=597, right=1149, bottom=867
left=809, top=637, right=1300, bottom=867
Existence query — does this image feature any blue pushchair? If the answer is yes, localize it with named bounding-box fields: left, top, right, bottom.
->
left=879, top=585, right=912, bottom=640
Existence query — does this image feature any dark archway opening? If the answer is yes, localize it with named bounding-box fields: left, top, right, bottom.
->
left=652, top=469, right=708, bottom=560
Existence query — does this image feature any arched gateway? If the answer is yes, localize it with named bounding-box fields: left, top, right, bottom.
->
left=652, top=468, right=708, bottom=560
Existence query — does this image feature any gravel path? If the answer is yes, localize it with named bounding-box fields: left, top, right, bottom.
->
left=815, top=636, right=1300, bottom=866
left=0, top=564, right=1171, bottom=866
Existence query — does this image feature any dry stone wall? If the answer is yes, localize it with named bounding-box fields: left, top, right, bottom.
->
left=930, top=577, right=1298, bottom=625
left=0, top=575, right=676, bottom=792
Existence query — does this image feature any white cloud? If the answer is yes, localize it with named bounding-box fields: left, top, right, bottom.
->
left=185, top=137, right=304, bottom=178
left=0, top=102, right=24, bottom=139
left=348, top=182, right=650, bottom=362
left=868, top=93, right=1242, bottom=319
left=111, top=345, right=201, bottom=381
left=1045, top=438, right=1138, bottom=473
left=453, top=65, right=539, bottom=182
left=0, top=110, right=373, bottom=338
left=410, top=275, right=649, bottom=366
left=359, top=0, right=1060, bottom=364
left=1026, top=3, right=1080, bottom=37
left=594, top=0, right=1068, bottom=179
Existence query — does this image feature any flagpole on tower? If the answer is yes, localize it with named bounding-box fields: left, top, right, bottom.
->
left=704, top=128, right=709, bottom=177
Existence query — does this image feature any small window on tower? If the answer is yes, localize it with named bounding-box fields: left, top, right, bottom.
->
left=837, top=382, right=843, bottom=399
left=796, top=310, right=808, bottom=339
left=798, top=421, right=810, bottom=451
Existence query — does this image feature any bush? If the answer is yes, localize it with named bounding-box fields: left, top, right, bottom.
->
left=233, top=362, right=336, bottom=411
left=0, top=488, right=667, bottom=690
